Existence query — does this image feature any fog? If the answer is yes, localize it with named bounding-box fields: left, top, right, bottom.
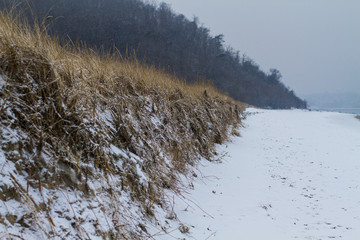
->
left=160, top=0, right=360, bottom=97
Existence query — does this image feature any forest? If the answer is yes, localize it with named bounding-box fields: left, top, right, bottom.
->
left=0, top=0, right=307, bottom=109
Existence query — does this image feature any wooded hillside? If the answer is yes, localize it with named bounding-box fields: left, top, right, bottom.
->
left=1, top=0, right=307, bottom=109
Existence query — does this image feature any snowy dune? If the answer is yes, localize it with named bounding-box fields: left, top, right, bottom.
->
left=159, top=108, right=360, bottom=240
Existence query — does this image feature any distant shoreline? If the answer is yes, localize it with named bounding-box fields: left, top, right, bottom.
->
left=310, top=108, right=360, bottom=114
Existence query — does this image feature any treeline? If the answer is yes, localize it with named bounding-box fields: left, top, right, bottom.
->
left=1, top=0, right=306, bottom=108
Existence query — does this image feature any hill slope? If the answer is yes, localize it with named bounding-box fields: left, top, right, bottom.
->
left=0, top=11, right=244, bottom=239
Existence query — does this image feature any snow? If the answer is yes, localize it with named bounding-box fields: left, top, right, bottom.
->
left=0, top=124, right=150, bottom=239
left=0, top=77, right=5, bottom=92
left=1, top=106, right=360, bottom=239
left=158, top=108, right=360, bottom=239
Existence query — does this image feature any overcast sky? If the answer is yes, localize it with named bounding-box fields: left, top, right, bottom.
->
left=159, top=0, right=360, bottom=97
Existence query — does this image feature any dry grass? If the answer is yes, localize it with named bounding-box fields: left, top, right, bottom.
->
left=0, top=8, right=245, bottom=239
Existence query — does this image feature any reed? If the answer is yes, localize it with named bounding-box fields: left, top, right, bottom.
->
left=0, top=9, right=245, bottom=239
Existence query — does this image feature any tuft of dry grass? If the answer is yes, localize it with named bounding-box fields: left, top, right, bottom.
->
left=0, top=8, right=245, bottom=239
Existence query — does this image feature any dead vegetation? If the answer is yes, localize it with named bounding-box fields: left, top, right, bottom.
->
left=0, top=9, right=245, bottom=239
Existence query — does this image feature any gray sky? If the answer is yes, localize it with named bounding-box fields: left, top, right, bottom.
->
left=160, top=0, right=360, bottom=97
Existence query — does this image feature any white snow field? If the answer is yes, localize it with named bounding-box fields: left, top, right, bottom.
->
left=159, top=108, right=360, bottom=240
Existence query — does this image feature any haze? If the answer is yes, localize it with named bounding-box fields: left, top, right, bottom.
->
left=160, top=0, right=360, bottom=97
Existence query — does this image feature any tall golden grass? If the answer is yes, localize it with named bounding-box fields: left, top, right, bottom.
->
left=0, top=6, right=236, bottom=100
left=0, top=8, right=245, bottom=239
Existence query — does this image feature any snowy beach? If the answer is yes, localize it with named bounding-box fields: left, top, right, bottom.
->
left=160, top=108, right=360, bottom=240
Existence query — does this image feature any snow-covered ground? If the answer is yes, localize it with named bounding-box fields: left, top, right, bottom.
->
left=160, top=108, right=360, bottom=240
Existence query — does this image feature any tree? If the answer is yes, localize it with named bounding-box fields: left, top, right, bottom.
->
left=0, top=0, right=307, bottom=109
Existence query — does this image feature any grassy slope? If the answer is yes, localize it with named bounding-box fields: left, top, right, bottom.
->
left=0, top=10, right=244, bottom=239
